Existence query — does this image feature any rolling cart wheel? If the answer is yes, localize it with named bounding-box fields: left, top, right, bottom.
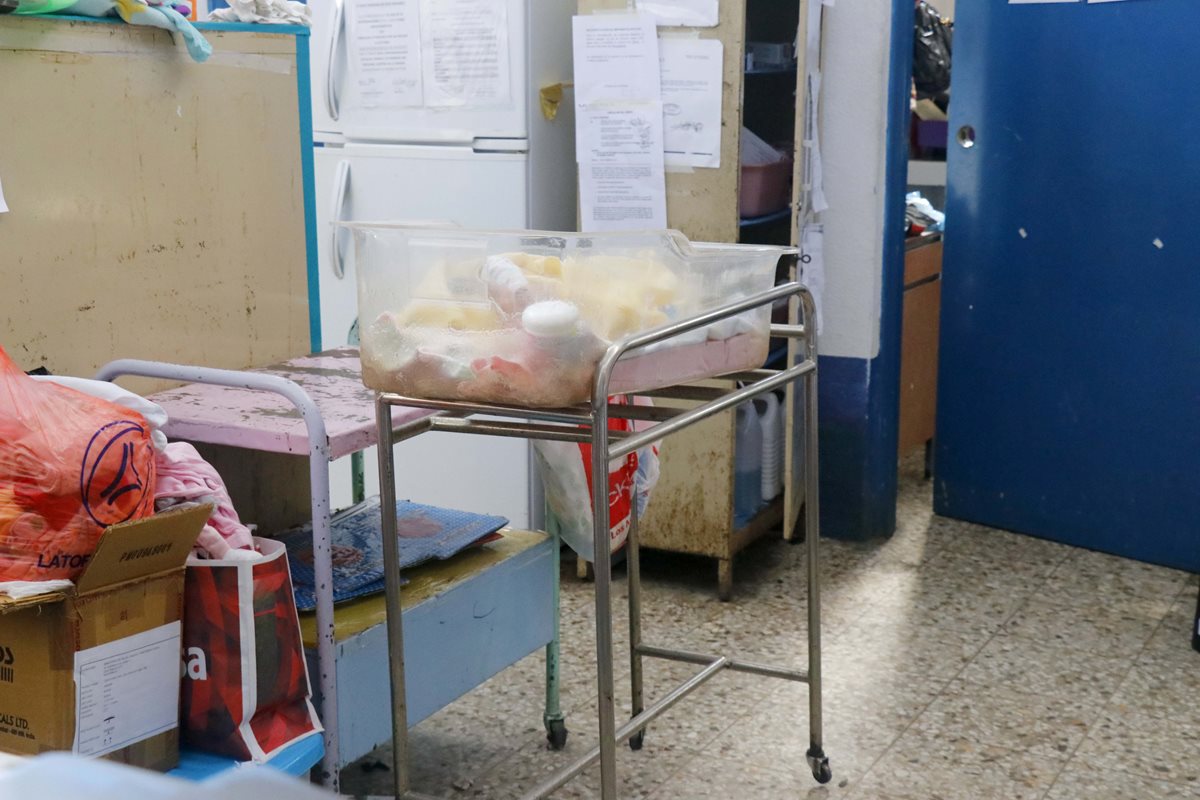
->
left=628, top=729, right=645, bottom=751
left=806, top=746, right=832, bottom=784
left=546, top=718, right=569, bottom=750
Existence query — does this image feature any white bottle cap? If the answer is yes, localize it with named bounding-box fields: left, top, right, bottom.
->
left=521, top=300, right=580, bottom=338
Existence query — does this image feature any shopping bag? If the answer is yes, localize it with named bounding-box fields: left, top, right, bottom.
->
left=534, top=396, right=660, bottom=561
left=0, top=346, right=157, bottom=581
left=180, top=537, right=321, bottom=762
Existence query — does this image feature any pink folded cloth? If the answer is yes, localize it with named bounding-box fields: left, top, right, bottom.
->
left=155, top=442, right=255, bottom=559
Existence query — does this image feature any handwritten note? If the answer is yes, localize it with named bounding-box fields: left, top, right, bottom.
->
left=659, top=37, right=723, bottom=168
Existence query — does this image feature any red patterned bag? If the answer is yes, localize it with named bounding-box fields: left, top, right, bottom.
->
left=180, top=537, right=321, bottom=761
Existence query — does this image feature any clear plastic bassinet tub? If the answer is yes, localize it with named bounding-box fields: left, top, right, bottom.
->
left=343, top=224, right=796, bottom=408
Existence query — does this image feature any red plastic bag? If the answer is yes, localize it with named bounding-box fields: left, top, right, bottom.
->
left=533, top=396, right=661, bottom=560
left=181, top=537, right=322, bottom=762
left=0, top=346, right=156, bottom=581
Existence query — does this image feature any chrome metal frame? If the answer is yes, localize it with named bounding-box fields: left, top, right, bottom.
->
left=374, top=281, right=829, bottom=798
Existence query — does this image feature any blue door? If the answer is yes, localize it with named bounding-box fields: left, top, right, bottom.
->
left=935, top=1, right=1200, bottom=571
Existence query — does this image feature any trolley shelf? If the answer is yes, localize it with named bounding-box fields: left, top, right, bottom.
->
left=95, top=350, right=568, bottom=790
left=371, top=280, right=831, bottom=799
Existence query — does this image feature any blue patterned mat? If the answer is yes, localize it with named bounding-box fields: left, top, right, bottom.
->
left=276, top=496, right=508, bottom=611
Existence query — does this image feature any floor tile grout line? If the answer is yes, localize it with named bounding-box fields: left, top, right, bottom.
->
left=1037, top=595, right=1194, bottom=799
left=634, top=694, right=781, bottom=799
left=843, top=619, right=1002, bottom=795
left=844, top=544, right=1091, bottom=792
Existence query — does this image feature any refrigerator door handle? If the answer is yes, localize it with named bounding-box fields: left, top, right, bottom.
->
left=326, top=0, right=344, bottom=122
left=330, top=159, right=351, bottom=280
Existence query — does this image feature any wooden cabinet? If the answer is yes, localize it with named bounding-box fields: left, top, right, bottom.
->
left=898, top=234, right=943, bottom=462
left=636, top=384, right=787, bottom=601
left=0, top=18, right=312, bottom=388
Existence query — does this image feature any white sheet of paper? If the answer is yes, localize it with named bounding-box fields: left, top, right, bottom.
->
left=635, top=0, right=718, bottom=27
left=578, top=104, right=665, bottom=161
left=798, top=0, right=828, bottom=214
left=659, top=38, right=723, bottom=168
left=800, top=223, right=825, bottom=332
left=347, top=0, right=424, bottom=108
left=579, top=161, right=668, bottom=231
left=0, top=177, right=7, bottom=214
left=572, top=14, right=662, bottom=105
left=419, top=0, right=510, bottom=107
left=72, top=622, right=181, bottom=758
left=577, top=103, right=668, bottom=230
left=807, top=71, right=828, bottom=213
left=741, top=126, right=783, bottom=166
left=574, top=14, right=667, bottom=231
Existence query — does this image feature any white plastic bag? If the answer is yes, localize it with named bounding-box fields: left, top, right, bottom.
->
left=534, top=397, right=660, bottom=561
left=30, top=374, right=168, bottom=451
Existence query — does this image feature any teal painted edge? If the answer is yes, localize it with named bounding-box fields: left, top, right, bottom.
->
left=25, top=13, right=309, bottom=36
left=294, top=27, right=322, bottom=352
left=194, top=20, right=309, bottom=34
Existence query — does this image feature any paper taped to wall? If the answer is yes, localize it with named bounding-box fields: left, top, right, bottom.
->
left=660, top=37, right=723, bottom=168
left=635, top=0, right=718, bottom=27
left=577, top=103, right=668, bottom=229
left=348, top=0, right=423, bottom=108
left=0, top=177, right=7, bottom=214
left=800, top=223, right=825, bottom=331
left=573, top=13, right=668, bottom=231
left=419, top=0, right=511, bottom=107
left=579, top=160, right=668, bottom=230
left=573, top=13, right=663, bottom=105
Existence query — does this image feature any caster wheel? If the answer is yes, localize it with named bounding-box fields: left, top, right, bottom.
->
left=545, top=719, right=569, bottom=750
left=806, top=746, right=832, bottom=784
left=628, top=729, right=645, bottom=751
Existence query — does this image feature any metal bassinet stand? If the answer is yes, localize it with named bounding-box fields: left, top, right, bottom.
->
left=374, top=282, right=830, bottom=799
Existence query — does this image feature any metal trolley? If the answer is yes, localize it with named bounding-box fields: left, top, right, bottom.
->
left=373, top=280, right=831, bottom=799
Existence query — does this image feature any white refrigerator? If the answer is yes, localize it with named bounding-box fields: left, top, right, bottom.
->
left=307, top=0, right=576, bottom=527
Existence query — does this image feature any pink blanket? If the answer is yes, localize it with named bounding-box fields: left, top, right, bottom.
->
left=155, top=442, right=255, bottom=559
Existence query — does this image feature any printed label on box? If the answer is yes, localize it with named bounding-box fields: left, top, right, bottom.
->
left=72, top=622, right=181, bottom=758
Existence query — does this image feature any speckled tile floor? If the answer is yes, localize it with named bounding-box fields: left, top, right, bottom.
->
left=341, top=455, right=1199, bottom=799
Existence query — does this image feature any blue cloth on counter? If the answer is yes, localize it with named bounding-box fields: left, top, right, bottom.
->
left=275, top=496, right=508, bottom=611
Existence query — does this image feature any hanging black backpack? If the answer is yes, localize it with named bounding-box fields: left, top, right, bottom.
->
left=913, top=1, right=953, bottom=102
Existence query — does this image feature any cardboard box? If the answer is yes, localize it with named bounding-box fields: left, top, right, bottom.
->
left=0, top=504, right=208, bottom=771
